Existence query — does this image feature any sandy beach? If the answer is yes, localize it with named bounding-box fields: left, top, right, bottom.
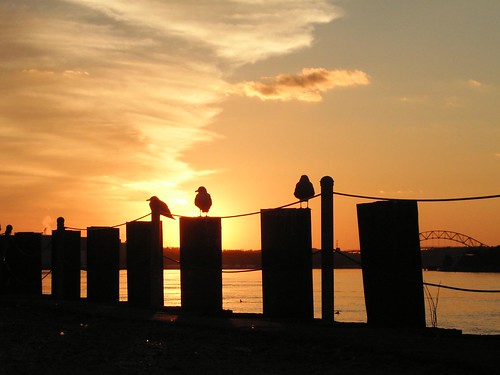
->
left=1, top=296, right=498, bottom=375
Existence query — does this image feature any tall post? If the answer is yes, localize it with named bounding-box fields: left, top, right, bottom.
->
left=51, top=217, right=81, bottom=300
left=320, top=176, right=334, bottom=322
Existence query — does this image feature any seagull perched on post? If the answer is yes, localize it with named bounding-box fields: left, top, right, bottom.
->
left=294, top=175, right=315, bottom=208
left=147, top=196, right=175, bottom=220
left=194, top=186, right=212, bottom=216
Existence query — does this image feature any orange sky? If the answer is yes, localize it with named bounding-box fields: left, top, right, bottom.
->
left=1, top=1, right=499, bottom=249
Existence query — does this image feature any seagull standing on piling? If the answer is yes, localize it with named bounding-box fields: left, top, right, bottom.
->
left=195, top=186, right=212, bottom=216
left=294, top=175, right=315, bottom=208
left=147, top=196, right=175, bottom=219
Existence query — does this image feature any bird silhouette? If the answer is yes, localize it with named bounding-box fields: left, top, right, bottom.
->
left=147, top=196, right=175, bottom=220
left=294, top=175, right=315, bottom=208
left=194, top=186, right=212, bottom=216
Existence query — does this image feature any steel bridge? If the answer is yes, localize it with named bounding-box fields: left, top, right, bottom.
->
left=419, top=230, right=488, bottom=247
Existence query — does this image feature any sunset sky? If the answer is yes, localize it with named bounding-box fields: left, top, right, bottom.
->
left=1, top=0, right=499, bottom=250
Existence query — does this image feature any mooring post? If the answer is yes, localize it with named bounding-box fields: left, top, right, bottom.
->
left=261, top=208, right=313, bottom=320
left=4, top=232, right=42, bottom=295
left=126, top=220, right=164, bottom=308
left=51, top=217, right=81, bottom=300
left=357, top=200, right=426, bottom=328
left=87, top=227, right=120, bottom=303
left=150, top=214, right=164, bottom=307
left=320, top=176, right=334, bottom=322
left=180, top=217, right=222, bottom=314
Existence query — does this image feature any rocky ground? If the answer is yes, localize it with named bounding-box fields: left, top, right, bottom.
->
left=1, top=296, right=498, bottom=375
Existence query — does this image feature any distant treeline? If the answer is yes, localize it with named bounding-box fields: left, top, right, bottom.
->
left=166, top=246, right=500, bottom=272
left=39, top=237, right=499, bottom=272
left=163, top=248, right=361, bottom=269
left=421, top=246, right=500, bottom=272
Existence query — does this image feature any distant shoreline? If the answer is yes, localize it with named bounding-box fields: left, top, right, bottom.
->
left=37, top=236, right=500, bottom=272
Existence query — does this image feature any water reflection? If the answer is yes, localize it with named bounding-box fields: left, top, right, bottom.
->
left=41, top=269, right=499, bottom=335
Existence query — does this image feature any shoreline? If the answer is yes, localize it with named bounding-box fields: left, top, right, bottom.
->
left=1, top=295, right=498, bottom=374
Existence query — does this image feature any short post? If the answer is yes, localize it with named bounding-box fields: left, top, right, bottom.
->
left=126, top=221, right=163, bottom=308
left=51, top=217, right=81, bottom=300
left=320, top=176, right=334, bottom=322
left=0, top=234, right=10, bottom=293
left=261, top=208, right=313, bottom=320
left=357, top=200, right=426, bottom=328
left=180, top=217, right=222, bottom=314
left=3, top=232, right=42, bottom=295
left=87, top=227, right=120, bottom=303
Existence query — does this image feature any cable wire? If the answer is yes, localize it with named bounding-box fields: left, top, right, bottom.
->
left=333, top=191, right=500, bottom=202
left=330, top=248, right=500, bottom=293
left=55, top=190, right=500, bottom=230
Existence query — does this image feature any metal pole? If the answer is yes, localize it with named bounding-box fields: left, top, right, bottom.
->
left=320, top=176, right=334, bottom=322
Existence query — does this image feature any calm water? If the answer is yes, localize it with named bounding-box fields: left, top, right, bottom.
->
left=42, top=269, right=499, bottom=335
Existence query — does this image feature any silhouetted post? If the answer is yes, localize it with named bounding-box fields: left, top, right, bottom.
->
left=87, top=227, right=120, bottom=303
left=126, top=221, right=163, bottom=308
left=0, top=227, right=14, bottom=294
left=4, top=232, right=42, bottom=295
left=261, top=208, right=313, bottom=320
left=321, top=176, right=334, bottom=322
left=357, top=200, right=425, bottom=328
left=180, top=217, right=222, bottom=314
left=51, top=217, right=81, bottom=300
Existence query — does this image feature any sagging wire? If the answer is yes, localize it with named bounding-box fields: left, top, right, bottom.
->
left=37, top=190, right=500, bottom=292
left=59, top=191, right=500, bottom=230
left=163, top=254, right=261, bottom=273
left=330, top=248, right=500, bottom=293
left=65, top=213, right=152, bottom=231
left=333, top=191, right=500, bottom=202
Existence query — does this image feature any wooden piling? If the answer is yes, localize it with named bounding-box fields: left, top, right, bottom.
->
left=320, top=176, right=334, bottom=322
left=357, top=200, right=426, bottom=328
left=51, top=227, right=81, bottom=300
left=180, top=217, right=222, bottom=314
left=3, top=232, right=42, bottom=295
left=261, top=208, right=313, bottom=320
left=126, top=221, right=164, bottom=308
left=87, top=227, right=120, bottom=303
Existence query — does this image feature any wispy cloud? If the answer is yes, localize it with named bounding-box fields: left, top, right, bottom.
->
left=398, top=95, right=428, bottom=104
left=234, top=68, right=370, bottom=102
left=64, top=0, right=341, bottom=65
left=0, top=0, right=340, bottom=228
left=467, top=79, right=482, bottom=88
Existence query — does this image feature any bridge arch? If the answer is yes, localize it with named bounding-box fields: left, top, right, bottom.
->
left=419, top=230, right=488, bottom=247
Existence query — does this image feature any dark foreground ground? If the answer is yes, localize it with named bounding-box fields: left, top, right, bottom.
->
left=1, top=296, right=498, bottom=375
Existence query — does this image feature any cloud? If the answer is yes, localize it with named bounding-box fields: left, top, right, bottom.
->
left=64, top=0, right=341, bottom=65
left=0, top=0, right=340, bottom=229
left=234, top=68, right=370, bottom=102
left=467, top=79, right=482, bottom=88
left=398, top=95, right=428, bottom=104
